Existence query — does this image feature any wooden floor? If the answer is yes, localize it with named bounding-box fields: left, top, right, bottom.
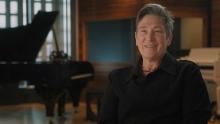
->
left=0, top=102, right=96, bottom=124
left=0, top=102, right=219, bottom=124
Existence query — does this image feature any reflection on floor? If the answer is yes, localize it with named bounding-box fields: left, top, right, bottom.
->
left=0, top=103, right=96, bottom=124
left=1, top=102, right=220, bottom=124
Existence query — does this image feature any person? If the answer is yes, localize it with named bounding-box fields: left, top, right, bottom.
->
left=98, top=3, right=211, bottom=124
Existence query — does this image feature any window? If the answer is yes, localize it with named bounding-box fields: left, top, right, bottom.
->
left=0, top=0, right=71, bottom=61
left=0, top=0, right=21, bottom=28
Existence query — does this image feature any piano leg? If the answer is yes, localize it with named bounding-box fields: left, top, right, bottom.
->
left=44, top=96, right=56, bottom=117
left=57, top=90, right=67, bottom=117
left=67, top=80, right=88, bottom=113
left=35, top=85, right=67, bottom=118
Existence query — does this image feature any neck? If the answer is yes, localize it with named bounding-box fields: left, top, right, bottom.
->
left=142, top=58, right=161, bottom=74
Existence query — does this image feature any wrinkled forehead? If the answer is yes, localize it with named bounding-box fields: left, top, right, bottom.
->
left=136, top=15, right=165, bottom=29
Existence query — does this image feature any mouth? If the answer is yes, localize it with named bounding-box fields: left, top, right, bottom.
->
left=143, top=44, right=156, bottom=48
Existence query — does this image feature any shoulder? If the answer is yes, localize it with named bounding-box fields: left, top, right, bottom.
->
left=176, top=60, right=202, bottom=81
left=108, top=66, right=133, bottom=84
left=109, top=66, right=132, bottom=79
left=110, top=66, right=132, bottom=75
left=177, top=60, right=200, bottom=72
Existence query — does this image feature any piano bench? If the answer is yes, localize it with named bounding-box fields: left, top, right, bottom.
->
left=85, top=90, right=104, bottom=121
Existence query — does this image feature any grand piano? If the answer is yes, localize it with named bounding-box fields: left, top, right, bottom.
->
left=180, top=48, right=220, bottom=120
left=0, top=11, right=94, bottom=123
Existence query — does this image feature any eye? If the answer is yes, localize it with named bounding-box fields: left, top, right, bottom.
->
left=137, top=29, right=147, bottom=36
left=140, top=29, right=147, bottom=33
left=154, top=29, right=164, bottom=34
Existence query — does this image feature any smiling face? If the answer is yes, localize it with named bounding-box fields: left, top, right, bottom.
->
left=135, top=15, right=172, bottom=61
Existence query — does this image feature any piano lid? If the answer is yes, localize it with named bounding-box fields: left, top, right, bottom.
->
left=0, top=11, right=58, bottom=62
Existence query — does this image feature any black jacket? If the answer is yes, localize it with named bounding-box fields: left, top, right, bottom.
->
left=98, top=53, right=211, bottom=124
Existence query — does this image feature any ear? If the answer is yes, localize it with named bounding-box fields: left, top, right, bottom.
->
left=167, top=33, right=173, bottom=46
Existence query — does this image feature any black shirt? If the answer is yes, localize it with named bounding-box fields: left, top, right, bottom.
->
left=98, top=53, right=211, bottom=124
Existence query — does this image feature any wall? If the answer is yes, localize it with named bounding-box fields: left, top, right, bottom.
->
left=181, top=18, right=203, bottom=49
left=78, top=0, right=209, bottom=60
left=212, top=0, right=220, bottom=46
left=88, top=19, right=135, bottom=62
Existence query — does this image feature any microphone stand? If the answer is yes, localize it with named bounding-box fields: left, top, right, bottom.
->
left=52, top=27, right=60, bottom=52
left=50, top=27, right=68, bottom=62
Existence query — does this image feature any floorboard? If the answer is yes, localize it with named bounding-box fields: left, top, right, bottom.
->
left=0, top=102, right=219, bottom=124
left=0, top=103, right=96, bottom=124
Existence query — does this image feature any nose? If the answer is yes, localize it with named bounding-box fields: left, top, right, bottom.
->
left=144, top=31, right=154, bottom=42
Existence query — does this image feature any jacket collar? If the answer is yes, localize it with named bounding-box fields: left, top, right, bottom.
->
left=125, top=52, right=177, bottom=84
left=159, top=53, right=178, bottom=76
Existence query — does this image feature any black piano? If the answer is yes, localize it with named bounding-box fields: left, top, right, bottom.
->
left=0, top=11, right=94, bottom=123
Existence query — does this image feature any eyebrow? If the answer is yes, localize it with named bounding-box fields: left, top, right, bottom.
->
left=137, top=26, right=163, bottom=29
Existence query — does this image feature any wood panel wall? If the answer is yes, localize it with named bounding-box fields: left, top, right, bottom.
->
left=78, top=0, right=209, bottom=60
left=212, top=0, right=220, bottom=46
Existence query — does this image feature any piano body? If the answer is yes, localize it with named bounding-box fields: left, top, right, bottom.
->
left=0, top=11, right=94, bottom=120
left=180, top=48, right=220, bottom=115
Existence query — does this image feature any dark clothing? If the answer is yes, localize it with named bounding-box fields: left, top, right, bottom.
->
left=98, top=53, right=211, bottom=124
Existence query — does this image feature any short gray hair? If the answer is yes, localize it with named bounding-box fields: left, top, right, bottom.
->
left=136, top=3, right=174, bottom=35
